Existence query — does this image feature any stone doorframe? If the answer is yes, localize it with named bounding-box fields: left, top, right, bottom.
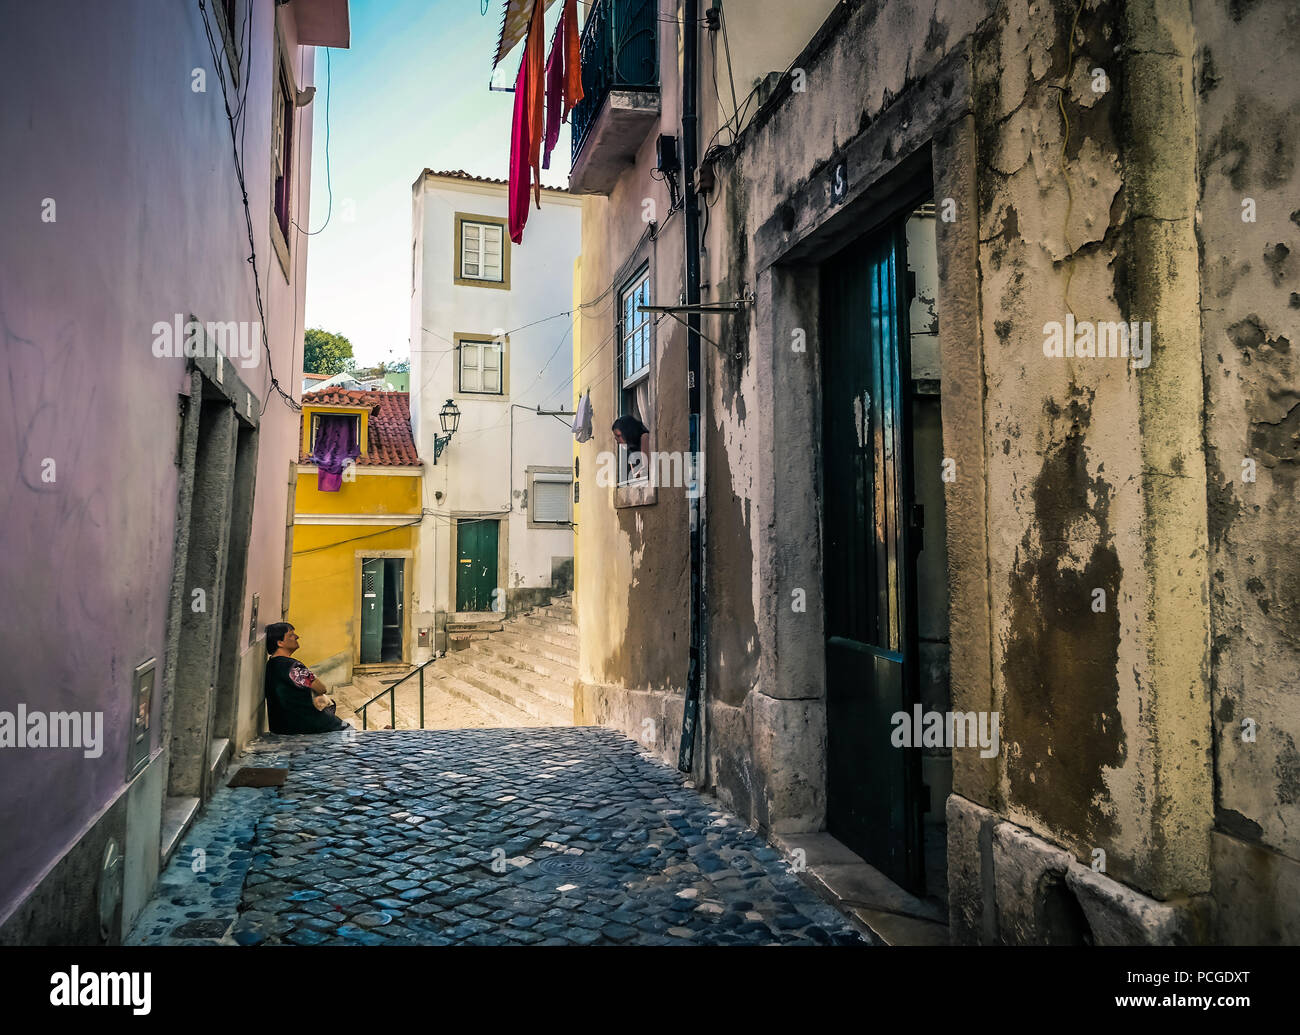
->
left=742, top=45, right=998, bottom=833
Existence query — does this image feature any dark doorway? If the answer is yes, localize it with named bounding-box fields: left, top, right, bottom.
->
left=456, top=519, right=499, bottom=612
left=821, top=197, right=948, bottom=896
left=381, top=557, right=404, bottom=663
left=360, top=557, right=404, bottom=664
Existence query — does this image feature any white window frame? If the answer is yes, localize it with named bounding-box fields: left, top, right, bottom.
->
left=458, top=336, right=504, bottom=395
left=618, top=267, right=652, bottom=486
left=458, top=219, right=505, bottom=284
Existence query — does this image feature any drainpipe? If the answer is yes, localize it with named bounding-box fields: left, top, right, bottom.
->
left=677, top=0, right=705, bottom=775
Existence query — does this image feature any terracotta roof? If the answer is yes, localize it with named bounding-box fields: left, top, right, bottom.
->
left=303, top=372, right=329, bottom=380
left=301, top=390, right=421, bottom=467
left=421, top=167, right=571, bottom=194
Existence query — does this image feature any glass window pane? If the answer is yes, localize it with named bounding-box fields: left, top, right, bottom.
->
left=484, top=367, right=500, bottom=393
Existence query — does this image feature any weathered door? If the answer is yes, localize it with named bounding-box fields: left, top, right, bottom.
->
left=456, top=519, right=498, bottom=612
left=821, top=217, right=923, bottom=892
left=360, top=557, right=385, bottom=664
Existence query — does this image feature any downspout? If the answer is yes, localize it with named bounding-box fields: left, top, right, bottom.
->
left=677, top=0, right=705, bottom=776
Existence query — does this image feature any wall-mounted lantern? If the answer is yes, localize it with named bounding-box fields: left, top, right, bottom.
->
left=434, top=398, right=461, bottom=464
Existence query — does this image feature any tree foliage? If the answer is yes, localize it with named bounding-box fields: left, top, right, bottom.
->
left=303, top=328, right=355, bottom=376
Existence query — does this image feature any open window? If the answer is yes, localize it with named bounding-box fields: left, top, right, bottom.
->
left=617, top=266, right=651, bottom=486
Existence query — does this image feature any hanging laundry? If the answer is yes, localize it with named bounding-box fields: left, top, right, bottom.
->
left=561, top=0, right=583, bottom=119
left=572, top=388, right=594, bottom=443
left=543, top=0, right=584, bottom=168
left=508, top=0, right=545, bottom=243
left=542, top=16, right=564, bottom=170
left=310, top=415, right=360, bottom=492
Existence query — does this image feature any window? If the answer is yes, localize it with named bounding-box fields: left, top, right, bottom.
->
left=215, top=0, right=241, bottom=85
left=454, top=213, right=511, bottom=289
left=309, top=413, right=360, bottom=453
left=458, top=336, right=504, bottom=395
left=529, top=472, right=573, bottom=526
left=272, top=64, right=294, bottom=240
left=618, top=267, right=652, bottom=484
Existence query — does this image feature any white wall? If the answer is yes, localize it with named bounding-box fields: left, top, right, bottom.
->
left=409, top=174, right=581, bottom=636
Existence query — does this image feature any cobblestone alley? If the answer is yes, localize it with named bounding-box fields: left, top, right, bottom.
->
left=127, top=727, right=869, bottom=946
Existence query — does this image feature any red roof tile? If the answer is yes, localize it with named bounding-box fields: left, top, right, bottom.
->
left=301, top=390, right=421, bottom=467
left=420, top=167, right=571, bottom=194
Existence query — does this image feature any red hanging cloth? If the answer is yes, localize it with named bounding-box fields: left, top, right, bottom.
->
left=508, top=0, right=546, bottom=243
left=542, top=16, right=564, bottom=169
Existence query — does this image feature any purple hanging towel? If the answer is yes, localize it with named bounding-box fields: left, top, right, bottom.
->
left=311, top=414, right=359, bottom=491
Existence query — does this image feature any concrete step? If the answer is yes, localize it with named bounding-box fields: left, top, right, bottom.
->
left=450, top=655, right=572, bottom=722
left=459, top=648, right=574, bottom=714
left=514, top=614, right=578, bottom=644
left=208, top=737, right=232, bottom=786
left=544, top=603, right=574, bottom=620
left=485, top=629, right=578, bottom=671
left=432, top=664, right=568, bottom=726
left=426, top=670, right=543, bottom=727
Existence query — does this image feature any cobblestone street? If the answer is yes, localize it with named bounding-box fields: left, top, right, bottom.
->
left=127, top=727, right=869, bottom=946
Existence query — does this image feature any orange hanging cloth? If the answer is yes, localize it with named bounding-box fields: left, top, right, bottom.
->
left=562, top=0, right=583, bottom=118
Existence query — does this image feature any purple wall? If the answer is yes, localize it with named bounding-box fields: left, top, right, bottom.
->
left=0, top=0, right=316, bottom=923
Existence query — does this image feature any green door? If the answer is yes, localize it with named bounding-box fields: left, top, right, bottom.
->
left=360, top=557, right=385, bottom=664
left=456, top=519, right=499, bottom=612
left=821, top=216, right=924, bottom=893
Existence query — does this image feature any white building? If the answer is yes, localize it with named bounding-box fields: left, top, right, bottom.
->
left=409, top=169, right=582, bottom=653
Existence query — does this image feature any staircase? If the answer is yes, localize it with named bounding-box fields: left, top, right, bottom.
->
left=427, top=593, right=576, bottom=727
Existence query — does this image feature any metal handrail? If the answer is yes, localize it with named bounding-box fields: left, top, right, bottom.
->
left=355, top=655, right=439, bottom=730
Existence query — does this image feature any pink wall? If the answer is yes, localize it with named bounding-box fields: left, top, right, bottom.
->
left=0, top=0, right=317, bottom=923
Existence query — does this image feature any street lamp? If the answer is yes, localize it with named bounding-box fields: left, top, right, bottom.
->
left=433, top=398, right=460, bottom=464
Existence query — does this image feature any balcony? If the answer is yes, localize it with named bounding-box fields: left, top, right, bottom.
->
left=569, top=0, right=659, bottom=194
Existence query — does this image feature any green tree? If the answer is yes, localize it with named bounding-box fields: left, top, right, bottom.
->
left=303, top=328, right=355, bottom=375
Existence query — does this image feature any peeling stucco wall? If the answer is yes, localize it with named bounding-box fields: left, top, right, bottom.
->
left=1193, top=0, right=1300, bottom=940
left=576, top=0, right=1299, bottom=941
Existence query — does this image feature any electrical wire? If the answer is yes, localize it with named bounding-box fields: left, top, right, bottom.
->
left=197, top=0, right=300, bottom=414
left=291, top=47, right=332, bottom=236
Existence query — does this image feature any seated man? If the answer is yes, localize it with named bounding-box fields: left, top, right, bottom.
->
left=263, top=622, right=350, bottom=734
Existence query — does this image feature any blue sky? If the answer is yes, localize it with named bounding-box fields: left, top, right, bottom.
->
left=302, top=0, right=569, bottom=367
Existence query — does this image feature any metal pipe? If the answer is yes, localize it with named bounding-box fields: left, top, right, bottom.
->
left=677, top=0, right=705, bottom=774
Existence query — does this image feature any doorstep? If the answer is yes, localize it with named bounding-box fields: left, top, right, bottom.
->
left=773, top=831, right=950, bottom=946
left=160, top=795, right=201, bottom=868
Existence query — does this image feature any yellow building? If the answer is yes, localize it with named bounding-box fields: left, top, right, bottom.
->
left=287, top=389, right=423, bottom=686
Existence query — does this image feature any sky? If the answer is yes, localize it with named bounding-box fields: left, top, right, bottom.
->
left=302, top=0, right=570, bottom=368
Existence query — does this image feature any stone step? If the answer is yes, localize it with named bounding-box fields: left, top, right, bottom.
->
left=486, top=629, right=579, bottom=671
left=447, top=620, right=504, bottom=634
left=515, top=613, right=578, bottom=643
left=426, top=671, right=544, bottom=727
left=474, top=646, right=577, bottom=692
left=545, top=603, right=574, bottom=619
left=451, top=653, right=573, bottom=719
left=434, top=663, right=570, bottom=726
left=459, top=648, right=574, bottom=713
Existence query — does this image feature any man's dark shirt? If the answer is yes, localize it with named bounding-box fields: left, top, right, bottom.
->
left=264, top=656, right=347, bottom=734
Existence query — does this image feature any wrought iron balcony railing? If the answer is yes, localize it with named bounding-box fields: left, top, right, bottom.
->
left=570, top=0, right=658, bottom=166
